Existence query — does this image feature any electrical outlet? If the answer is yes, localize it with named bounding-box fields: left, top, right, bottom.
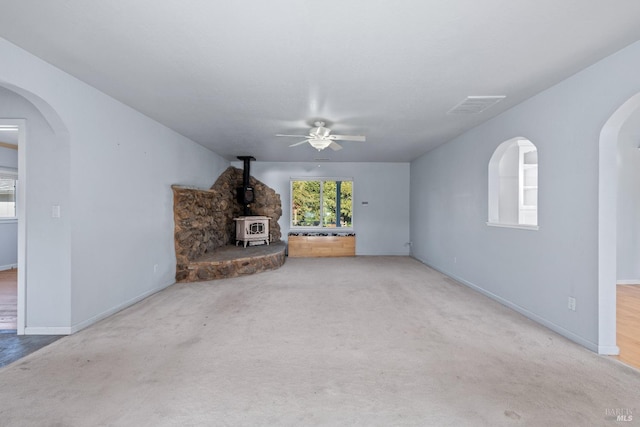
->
left=568, top=296, right=576, bottom=311
left=454, top=257, right=457, bottom=264
left=153, top=264, right=159, bottom=273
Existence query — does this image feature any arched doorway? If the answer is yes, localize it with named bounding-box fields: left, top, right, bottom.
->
left=0, top=118, right=23, bottom=333
left=598, top=92, right=640, bottom=355
left=0, top=82, right=69, bottom=335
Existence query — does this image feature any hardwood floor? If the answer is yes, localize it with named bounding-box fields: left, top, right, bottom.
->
left=0, top=268, right=17, bottom=330
left=0, top=269, right=64, bottom=367
left=616, top=285, right=640, bottom=370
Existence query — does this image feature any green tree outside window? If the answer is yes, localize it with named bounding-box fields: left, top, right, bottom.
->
left=291, top=179, right=352, bottom=228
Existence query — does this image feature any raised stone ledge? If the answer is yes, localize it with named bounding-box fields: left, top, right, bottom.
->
left=181, top=241, right=286, bottom=282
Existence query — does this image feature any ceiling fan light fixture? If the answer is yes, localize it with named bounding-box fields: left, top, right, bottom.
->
left=308, top=139, right=332, bottom=151
left=276, top=120, right=363, bottom=151
left=310, top=122, right=331, bottom=138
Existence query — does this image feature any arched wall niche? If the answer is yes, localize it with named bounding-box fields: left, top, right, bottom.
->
left=488, top=136, right=538, bottom=229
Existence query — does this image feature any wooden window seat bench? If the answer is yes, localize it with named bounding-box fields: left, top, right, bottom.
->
left=287, top=232, right=355, bottom=258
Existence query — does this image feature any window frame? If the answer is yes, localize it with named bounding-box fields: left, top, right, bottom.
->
left=290, top=177, right=354, bottom=230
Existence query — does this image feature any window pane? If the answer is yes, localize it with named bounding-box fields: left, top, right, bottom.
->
left=291, top=181, right=320, bottom=226
left=291, top=179, right=352, bottom=228
left=321, top=180, right=353, bottom=227
left=339, top=181, right=353, bottom=227
left=0, top=178, right=16, bottom=218
left=322, top=181, right=337, bottom=227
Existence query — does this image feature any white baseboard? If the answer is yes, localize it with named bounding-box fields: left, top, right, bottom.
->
left=69, top=282, right=174, bottom=334
left=412, top=255, right=604, bottom=354
left=22, top=282, right=174, bottom=336
left=0, top=263, right=17, bottom=271
left=356, top=251, right=412, bottom=256
left=24, top=326, right=72, bottom=335
left=598, top=345, right=620, bottom=355
left=617, top=280, right=640, bottom=285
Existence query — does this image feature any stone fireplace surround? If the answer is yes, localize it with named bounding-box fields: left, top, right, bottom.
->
left=172, top=166, right=284, bottom=282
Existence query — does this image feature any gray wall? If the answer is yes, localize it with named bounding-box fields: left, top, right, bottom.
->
left=0, top=144, right=18, bottom=270
left=410, top=39, right=640, bottom=351
left=0, top=221, right=16, bottom=269
left=0, top=146, right=17, bottom=168
left=617, top=107, right=640, bottom=282
left=233, top=161, right=411, bottom=256
left=0, top=38, right=229, bottom=333
left=0, top=86, right=69, bottom=327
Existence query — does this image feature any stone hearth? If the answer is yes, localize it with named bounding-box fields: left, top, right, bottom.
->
left=173, top=166, right=284, bottom=282
left=183, top=241, right=286, bottom=282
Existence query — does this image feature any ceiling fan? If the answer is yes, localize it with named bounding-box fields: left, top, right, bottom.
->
left=276, top=121, right=366, bottom=151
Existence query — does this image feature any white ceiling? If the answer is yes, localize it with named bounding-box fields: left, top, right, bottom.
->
left=1, top=1, right=640, bottom=162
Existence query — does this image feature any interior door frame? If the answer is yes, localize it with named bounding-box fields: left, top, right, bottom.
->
left=598, top=92, right=640, bottom=354
left=0, top=118, right=26, bottom=334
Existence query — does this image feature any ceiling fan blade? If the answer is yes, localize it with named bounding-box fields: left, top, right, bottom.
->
left=329, top=142, right=343, bottom=151
left=276, top=134, right=311, bottom=138
left=329, top=134, right=366, bottom=142
left=289, top=140, right=310, bottom=147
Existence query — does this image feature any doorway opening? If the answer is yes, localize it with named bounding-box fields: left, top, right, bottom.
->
left=599, top=92, right=640, bottom=364
left=0, top=119, right=22, bottom=335
left=0, top=269, right=17, bottom=330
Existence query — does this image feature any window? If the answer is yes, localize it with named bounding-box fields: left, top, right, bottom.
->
left=488, top=138, right=538, bottom=229
left=291, top=179, right=353, bottom=228
left=0, top=171, right=17, bottom=219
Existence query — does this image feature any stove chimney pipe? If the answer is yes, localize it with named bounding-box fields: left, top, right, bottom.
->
left=237, top=156, right=256, bottom=216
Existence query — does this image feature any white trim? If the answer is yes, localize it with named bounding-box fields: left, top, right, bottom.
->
left=598, top=345, right=623, bottom=355
left=486, top=222, right=539, bottom=231
left=68, top=282, right=173, bottom=334
left=413, top=255, right=610, bottom=355
left=0, top=264, right=17, bottom=271
left=290, top=176, right=353, bottom=181
left=617, top=280, right=640, bottom=285
left=358, top=251, right=411, bottom=256
left=17, top=119, right=25, bottom=336
left=0, top=218, right=17, bottom=224
left=25, top=327, right=71, bottom=335
left=290, top=178, right=354, bottom=229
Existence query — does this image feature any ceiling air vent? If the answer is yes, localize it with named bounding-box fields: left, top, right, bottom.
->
left=447, top=96, right=506, bottom=115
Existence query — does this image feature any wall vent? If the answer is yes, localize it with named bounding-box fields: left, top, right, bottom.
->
left=447, top=96, right=506, bottom=115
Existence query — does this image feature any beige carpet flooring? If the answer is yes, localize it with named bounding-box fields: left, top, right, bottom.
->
left=0, top=257, right=638, bottom=426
